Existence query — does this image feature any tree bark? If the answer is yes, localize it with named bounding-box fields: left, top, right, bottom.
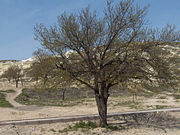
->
left=16, top=80, right=18, bottom=88
left=62, top=89, right=66, bottom=100
left=21, top=79, right=24, bottom=86
left=95, top=84, right=109, bottom=127
left=43, top=74, right=48, bottom=85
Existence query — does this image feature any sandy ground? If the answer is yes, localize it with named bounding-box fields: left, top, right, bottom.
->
left=0, top=83, right=134, bottom=121
left=0, top=120, right=179, bottom=135
left=0, top=83, right=180, bottom=134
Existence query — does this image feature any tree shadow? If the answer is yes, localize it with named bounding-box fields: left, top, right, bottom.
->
left=108, top=112, right=180, bottom=133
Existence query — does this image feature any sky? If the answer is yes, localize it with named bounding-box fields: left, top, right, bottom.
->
left=0, top=0, right=180, bottom=60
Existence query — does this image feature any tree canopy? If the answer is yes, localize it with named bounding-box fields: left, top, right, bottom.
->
left=1, top=65, right=22, bottom=88
left=34, top=0, right=180, bottom=126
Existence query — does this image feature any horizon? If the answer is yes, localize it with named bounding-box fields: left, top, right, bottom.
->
left=0, top=0, right=180, bottom=60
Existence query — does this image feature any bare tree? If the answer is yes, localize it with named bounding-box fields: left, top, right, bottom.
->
left=34, top=0, right=180, bottom=126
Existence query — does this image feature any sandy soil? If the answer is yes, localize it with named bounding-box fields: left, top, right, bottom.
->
left=0, top=83, right=180, bottom=134
left=0, top=83, right=134, bottom=121
left=0, top=120, right=179, bottom=135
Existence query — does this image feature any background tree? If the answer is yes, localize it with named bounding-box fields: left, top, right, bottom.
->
left=1, top=67, right=13, bottom=83
left=29, top=51, right=75, bottom=100
left=2, top=65, right=22, bottom=88
left=11, top=65, right=22, bottom=88
left=34, top=0, right=180, bottom=126
left=27, top=63, right=40, bottom=83
left=30, top=49, right=55, bottom=86
left=47, top=70, right=74, bottom=100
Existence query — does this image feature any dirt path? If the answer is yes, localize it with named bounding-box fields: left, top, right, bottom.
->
left=0, top=82, right=25, bottom=107
left=5, top=87, right=25, bottom=107
left=4, top=86, right=43, bottom=111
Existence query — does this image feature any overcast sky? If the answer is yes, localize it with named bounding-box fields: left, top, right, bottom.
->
left=0, top=0, right=180, bottom=60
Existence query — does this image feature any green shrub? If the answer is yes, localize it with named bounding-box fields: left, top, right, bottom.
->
left=74, top=121, right=97, bottom=129
left=0, top=93, right=13, bottom=107
left=59, top=121, right=97, bottom=133
left=174, top=94, right=180, bottom=99
left=157, top=96, right=167, bottom=99
left=0, top=89, right=16, bottom=93
left=155, top=105, right=168, bottom=109
left=50, top=128, right=56, bottom=132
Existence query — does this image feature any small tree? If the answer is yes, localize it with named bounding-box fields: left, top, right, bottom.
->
left=27, top=63, right=40, bottom=83
left=48, top=70, right=74, bottom=100
left=2, top=65, right=22, bottom=88
left=34, top=0, right=180, bottom=126
left=1, top=69, right=13, bottom=83
left=30, top=49, right=55, bottom=86
left=12, top=65, right=22, bottom=88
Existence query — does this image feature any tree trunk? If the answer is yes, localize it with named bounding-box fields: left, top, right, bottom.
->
left=21, top=79, right=24, bottom=86
left=16, top=80, right=18, bottom=88
left=95, top=85, right=109, bottom=127
left=62, top=89, right=66, bottom=100
left=36, top=77, right=39, bottom=84
left=43, top=74, right=48, bottom=85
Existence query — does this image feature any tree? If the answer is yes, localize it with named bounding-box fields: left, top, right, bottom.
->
left=1, top=69, right=13, bottom=83
left=30, top=49, right=55, bottom=86
left=2, top=65, right=22, bottom=88
left=27, top=62, right=41, bottom=83
left=11, top=65, right=22, bottom=88
left=48, top=70, right=74, bottom=100
left=34, top=0, right=180, bottom=126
